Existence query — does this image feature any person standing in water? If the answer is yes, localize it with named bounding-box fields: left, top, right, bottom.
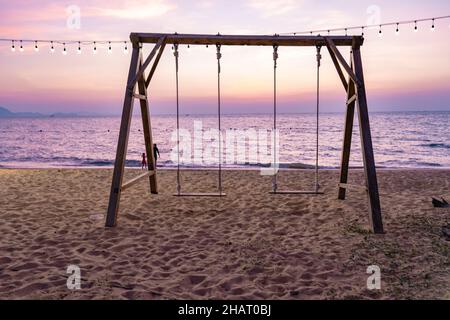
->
left=141, top=152, right=147, bottom=170
left=153, top=144, right=160, bottom=166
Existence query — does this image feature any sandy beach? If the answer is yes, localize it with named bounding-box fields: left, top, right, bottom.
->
left=0, top=168, right=448, bottom=299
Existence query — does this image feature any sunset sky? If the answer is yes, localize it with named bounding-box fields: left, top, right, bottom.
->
left=0, top=0, right=449, bottom=115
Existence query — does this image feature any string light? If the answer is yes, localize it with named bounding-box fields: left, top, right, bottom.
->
left=1, top=15, right=449, bottom=56
left=279, top=15, right=449, bottom=35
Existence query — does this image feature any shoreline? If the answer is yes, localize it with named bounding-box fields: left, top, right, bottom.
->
left=1, top=166, right=450, bottom=171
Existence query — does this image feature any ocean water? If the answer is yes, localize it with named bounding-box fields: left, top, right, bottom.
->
left=0, top=112, right=449, bottom=169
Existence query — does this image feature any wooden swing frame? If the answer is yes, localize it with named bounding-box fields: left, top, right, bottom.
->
left=105, top=32, right=384, bottom=234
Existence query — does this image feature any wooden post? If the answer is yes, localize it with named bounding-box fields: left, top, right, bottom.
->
left=146, top=42, right=166, bottom=88
left=137, top=56, right=158, bottom=194
left=352, top=45, right=384, bottom=234
left=338, top=52, right=356, bottom=200
left=105, top=43, right=141, bottom=228
left=325, top=43, right=348, bottom=92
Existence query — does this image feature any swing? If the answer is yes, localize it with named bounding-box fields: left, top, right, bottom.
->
left=270, top=45, right=324, bottom=195
left=173, top=43, right=226, bottom=197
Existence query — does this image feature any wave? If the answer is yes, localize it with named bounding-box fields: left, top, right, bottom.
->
left=419, top=143, right=450, bottom=149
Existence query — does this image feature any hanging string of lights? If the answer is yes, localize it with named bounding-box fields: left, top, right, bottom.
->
left=280, top=15, right=449, bottom=36
left=1, top=15, right=449, bottom=54
left=3, top=39, right=129, bottom=54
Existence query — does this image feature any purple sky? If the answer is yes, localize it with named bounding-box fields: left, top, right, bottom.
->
left=0, top=0, right=449, bottom=115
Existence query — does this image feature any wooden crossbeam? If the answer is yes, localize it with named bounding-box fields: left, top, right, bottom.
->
left=326, top=44, right=349, bottom=92
left=131, top=33, right=362, bottom=47
left=347, top=94, right=357, bottom=105
left=132, top=93, right=147, bottom=100
left=121, top=171, right=155, bottom=191
left=324, top=38, right=360, bottom=86
left=130, top=36, right=166, bottom=88
left=146, top=42, right=166, bottom=88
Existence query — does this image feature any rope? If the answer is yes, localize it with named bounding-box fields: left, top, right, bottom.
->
left=216, top=44, right=223, bottom=195
left=315, top=46, right=322, bottom=193
left=173, top=44, right=181, bottom=195
left=272, top=45, right=279, bottom=193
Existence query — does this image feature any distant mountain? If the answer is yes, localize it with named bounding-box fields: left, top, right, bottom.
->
left=49, top=112, right=79, bottom=118
left=0, top=106, right=13, bottom=117
left=0, top=106, right=78, bottom=118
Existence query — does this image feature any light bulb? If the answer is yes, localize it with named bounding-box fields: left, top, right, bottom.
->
left=187, top=44, right=191, bottom=52
left=11, top=40, right=15, bottom=52
left=414, top=21, right=418, bottom=32
left=19, top=40, right=24, bottom=52
left=62, top=43, right=67, bottom=55
left=108, top=42, right=112, bottom=54
left=93, top=42, right=97, bottom=54
left=123, top=42, right=128, bottom=54
left=34, top=41, right=39, bottom=52
left=396, top=23, right=399, bottom=35
left=431, top=19, right=435, bottom=31
left=378, top=26, right=383, bottom=38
